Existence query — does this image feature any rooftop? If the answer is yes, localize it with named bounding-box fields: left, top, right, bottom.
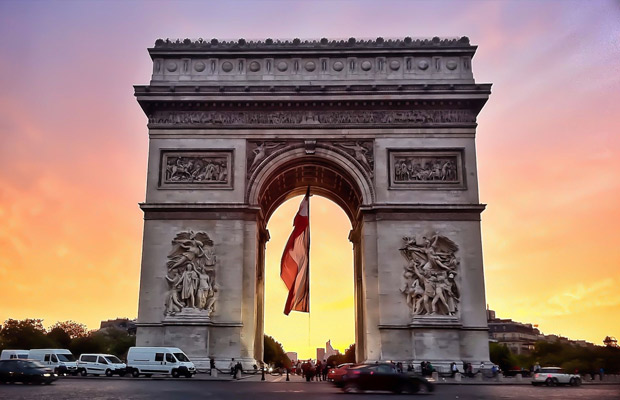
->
left=152, top=36, right=472, bottom=50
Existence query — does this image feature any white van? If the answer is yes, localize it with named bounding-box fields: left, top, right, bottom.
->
left=28, top=349, right=78, bottom=375
left=0, top=350, right=29, bottom=360
left=77, top=353, right=127, bottom=377
left=126, top=347, right=195, bottom=378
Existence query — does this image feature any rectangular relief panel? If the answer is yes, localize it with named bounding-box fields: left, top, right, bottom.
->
left=159, top=150, right=233, bottom=189
left=388, top=149, right=465, bottom=190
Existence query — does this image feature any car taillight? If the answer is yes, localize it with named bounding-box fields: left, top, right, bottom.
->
left=547, top=374, right=552, bottom=378
left=534, top=373, right=539, bottom=378
left=352, top=370, right=361, bottom=375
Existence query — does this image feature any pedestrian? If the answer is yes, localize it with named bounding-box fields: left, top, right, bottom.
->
left=599, top=367, right=604, bottom=381
left=322, top=360, right=328, bottom=381
left=235, top=361, right=243, bottom=379
left=229, top=358, right=235, bottom=377
left=479, top=361, right=485, bottom=375
left=210, top=358, right=215, bottom=376
left=316, top=360, right=322, bottom=381
left=450, top=362, right=458, bottom=378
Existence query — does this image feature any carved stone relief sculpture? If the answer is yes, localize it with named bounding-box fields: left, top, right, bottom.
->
left=160, top=151, right=232, bottom=189
left=334, top=141, right=374, bottom=177
left=389, top=150, right=463, bottom=189
left=164, top=231, right=217, bottom=318
left=148, top=109, right=476, bottom=128
left=248, top=141, right=284, bottom=172
left=399, top=234, right=460, bottom=317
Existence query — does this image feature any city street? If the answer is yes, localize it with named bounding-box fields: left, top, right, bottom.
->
left=0, top=375, right=618, bottom=400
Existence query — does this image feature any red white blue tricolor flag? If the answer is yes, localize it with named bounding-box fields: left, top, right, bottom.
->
left=281, top=187, right=311, bottom=315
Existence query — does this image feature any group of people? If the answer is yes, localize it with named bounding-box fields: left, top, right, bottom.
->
left=293, top=359, right=330, bottom=382
left=228, top=358, right=243, bottom=379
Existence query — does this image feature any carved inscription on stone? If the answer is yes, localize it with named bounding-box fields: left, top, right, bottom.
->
left=164, top=231, right=217, bottom=318
left=149, top=110, right=475, bottom=128
left=399, top=234, right=460, bottom=317
left=160, top=151, right=232, bottom=189
left=389, top=150, right=463, bottom=189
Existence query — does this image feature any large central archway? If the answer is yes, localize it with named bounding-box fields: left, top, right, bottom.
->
left=134, top=36, right=492, bottom=371
left=249, top=145, right=372, bottom=362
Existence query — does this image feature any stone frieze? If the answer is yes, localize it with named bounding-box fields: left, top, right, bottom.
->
left=389, top=150, right=464, bottom=189
left=149, top=109, right=475, bottom=128
left=160, top=151, right=232, bottom=189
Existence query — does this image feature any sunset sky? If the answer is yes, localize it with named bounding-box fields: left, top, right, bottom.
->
left=0, top=0, right=619, bottom=359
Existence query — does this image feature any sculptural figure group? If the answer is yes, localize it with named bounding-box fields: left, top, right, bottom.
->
left=165, top=156, right=228, bottom=183
left=400, top=234, right=460, bottom=317
left=394, top=157, right=457, bottom=182
left=164, top=231, right=217, bottom=317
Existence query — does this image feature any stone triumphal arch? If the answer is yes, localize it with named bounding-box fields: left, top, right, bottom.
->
left=134, top=37, right=492, bottom=369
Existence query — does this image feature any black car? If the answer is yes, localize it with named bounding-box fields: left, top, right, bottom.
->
left=336, top=363, right=434, bottom=394
left=0, top=359, right=58, bottom=384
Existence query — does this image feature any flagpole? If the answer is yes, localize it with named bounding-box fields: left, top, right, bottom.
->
left=307, top=186, right=311, bottom=357
left=306, top=186, right=310, bottom=314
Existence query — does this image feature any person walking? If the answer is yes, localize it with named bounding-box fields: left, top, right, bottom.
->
left=450, top=362, right=458, bottom=378
left=229, top=358, right=235, bottom=377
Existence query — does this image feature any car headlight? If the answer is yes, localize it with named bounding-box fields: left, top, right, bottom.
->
left=43, top=373, right=51, bottom=377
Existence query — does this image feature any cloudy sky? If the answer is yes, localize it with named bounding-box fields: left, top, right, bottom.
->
left=0, top=0, right=619, bottom=358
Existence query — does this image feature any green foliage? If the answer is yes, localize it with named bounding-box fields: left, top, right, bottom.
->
left=489, top=340, right=620, bottom=374
left=0, top=318, right=135, bottom=359
left=326, top=343, right=355, bottom=366
left=0, top=319, right=55, bottom=349
left=263, top=335, right=291, bottom=368
left=489, top=343, right=519, bottom=372
left=48, top=321, right=89, bottom=339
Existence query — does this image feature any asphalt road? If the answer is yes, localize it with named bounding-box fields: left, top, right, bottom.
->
left=0, top=377, right=618, bottom=400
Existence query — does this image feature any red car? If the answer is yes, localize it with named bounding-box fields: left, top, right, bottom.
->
left=327, top=363, right=355, bottom=382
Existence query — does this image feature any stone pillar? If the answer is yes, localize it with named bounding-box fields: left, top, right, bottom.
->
left=516, top=373, right=522, bottom=382
left=455, top=372, right=462, bottom=382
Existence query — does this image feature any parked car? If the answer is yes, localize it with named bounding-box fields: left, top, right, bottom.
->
left=327, top=363, right=355, bottom=383
left=77, top=354, right=127, bottom=377
left=0, top=350, right=29, bottom=360
left=126, top=347, right=195, bottom=378
left=27, top=349, right=78, bottom=375
left=336, top=363, right=434, bottom=394
left=531, top=367, right=581, bottom=386
left=0, top=359, right=58, bottom=384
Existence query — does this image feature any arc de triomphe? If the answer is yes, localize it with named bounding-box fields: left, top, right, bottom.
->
left=134, top=37, right=492, bottom=369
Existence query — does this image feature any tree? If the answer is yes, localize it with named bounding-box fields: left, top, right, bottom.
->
left=263, top=335, right=290, bottom=368
left=47, top=327, right=71, bottom=348
left=48, top=321, right=89, bottom=339
left=0, top=319, right=54, bottom=350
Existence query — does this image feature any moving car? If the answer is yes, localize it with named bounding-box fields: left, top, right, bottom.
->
left=27, top=349, right=78, bottom=375
left=0, top=359, right=58, bottom=384
left=336, top=363, right=434, bottom=394
left=77, top=354, right=127, bottom=376
left=327, top=363, right=355, bottom=383
left=126, top=347, right=196, bottom=378
left=0, top=350, right=29, bottom=360
left=531, top=367, right=581, bottom=386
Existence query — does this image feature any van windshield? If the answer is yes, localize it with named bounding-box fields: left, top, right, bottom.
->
left=18, top=355, right=28, bottom=359
left=57, top=354, right=76, bottom=362
left=105, top=356, right=122, bottom=364
left=173, top=353, right=190, bottom=362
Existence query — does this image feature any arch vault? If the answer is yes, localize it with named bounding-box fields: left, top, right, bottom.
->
left=134, top=36, right=492, bottom=369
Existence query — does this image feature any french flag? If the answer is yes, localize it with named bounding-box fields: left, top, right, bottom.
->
left=281, top=187, right=311, bottom=315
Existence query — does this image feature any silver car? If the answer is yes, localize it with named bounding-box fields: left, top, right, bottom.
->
left=531, top=367, right=581, bottom=386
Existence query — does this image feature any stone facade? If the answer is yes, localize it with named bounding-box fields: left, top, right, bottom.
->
left=134, top=37, right=492, bottom=370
